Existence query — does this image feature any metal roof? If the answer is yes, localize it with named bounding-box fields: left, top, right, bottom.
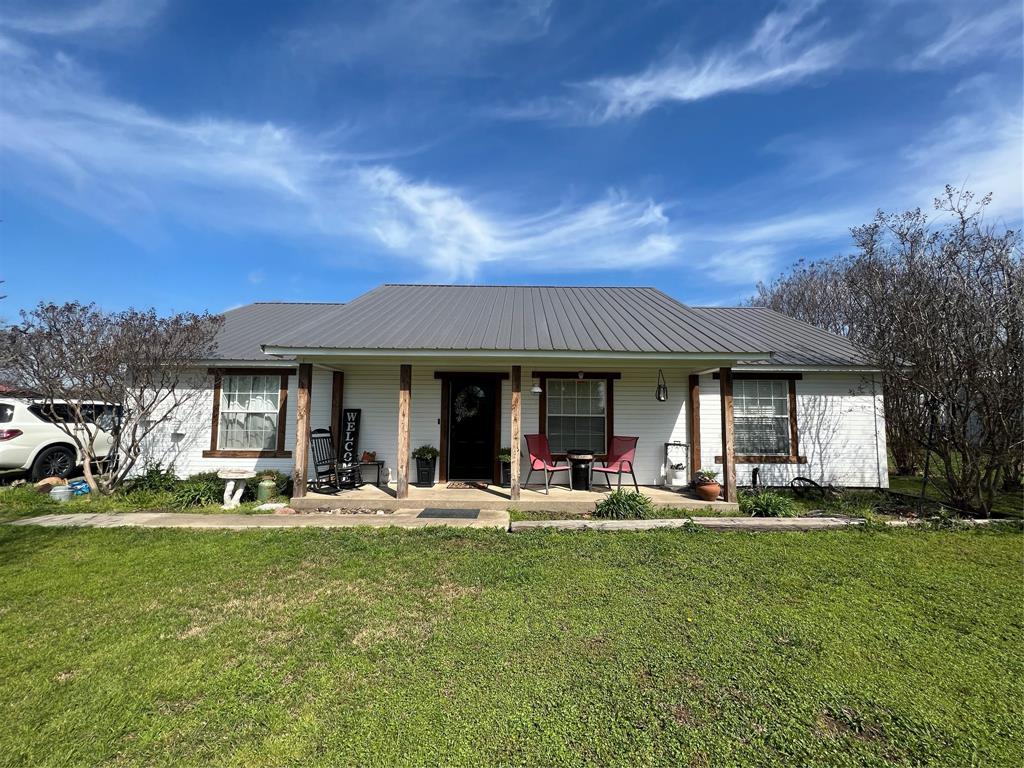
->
left=208, top=286, right=868, bottom=367
left=210, top=302, right=344, bottom=361
left=261, top=285, right=776, bottom=355
left=688, top=307, right=871, bottom=367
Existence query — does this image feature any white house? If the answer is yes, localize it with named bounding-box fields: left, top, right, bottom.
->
left=142, top=285, right=888, bottom=504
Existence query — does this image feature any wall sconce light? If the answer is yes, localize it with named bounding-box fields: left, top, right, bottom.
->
left=655, top=369, right=669, bottom=402
left=530, top=380, right=543, bottom=395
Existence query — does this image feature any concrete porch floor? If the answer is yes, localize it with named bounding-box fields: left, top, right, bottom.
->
left=293, top=483, right=738, bottom=513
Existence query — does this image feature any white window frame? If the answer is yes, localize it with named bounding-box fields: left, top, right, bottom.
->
left=545, top=377, right=608, bottom=455
left=733, top=378, right=792, bottom=457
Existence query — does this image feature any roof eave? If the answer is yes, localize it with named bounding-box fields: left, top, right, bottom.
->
left=259, top=346, right=775, bottom=362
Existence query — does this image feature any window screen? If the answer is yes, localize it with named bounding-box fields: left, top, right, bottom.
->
left=733, top=379, right=791, bottom=455
left=546, top=378, right=607, bottom=454
left=217, top=375, right=280, bottom=451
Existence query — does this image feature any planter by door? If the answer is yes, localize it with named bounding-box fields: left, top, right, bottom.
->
left=499, top=462, right=511, bottom=487
left=415, top=458, right=436, bottom=486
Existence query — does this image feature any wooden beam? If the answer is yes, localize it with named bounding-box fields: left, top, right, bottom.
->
left=688, top=374, right=701, bottom=477
left=330, top=371, right=344, bottom=456
left=510, top=366, right=522, bottom=501
left=293, top=363, right=312, bottom=498
left=719, top=367, right=737, bottom=502
left=396, top=364, right=412, bottom=499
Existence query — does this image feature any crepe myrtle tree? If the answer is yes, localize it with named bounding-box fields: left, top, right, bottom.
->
left=1, top=302, right=223, bottom=494
left=752, top=187, right=1023, bottom=515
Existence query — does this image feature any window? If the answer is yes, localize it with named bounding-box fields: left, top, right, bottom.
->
left=0, top=404, right=13, bottom=423
left=733, top=379, right=791, bottom=456
left=546, top=378, right=607, bottom=454
left=217, top=374, right=282, bottom=451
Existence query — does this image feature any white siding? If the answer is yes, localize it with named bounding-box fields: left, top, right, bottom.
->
left=141, top=362, right=886, bottom=489
left=698, top=372, right=888, bottom=488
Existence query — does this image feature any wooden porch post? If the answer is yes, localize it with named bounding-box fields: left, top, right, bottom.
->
left=510, top=365, right=522, bottom=501
left=719, top=367, right=737, bottom=502
left=688, top=374, right=701, bottom=479
left=293, top=363, right=312, bottom=497
left=330, top=371, right=344, bottom=456
left=396, top=364, right=412, bottom=499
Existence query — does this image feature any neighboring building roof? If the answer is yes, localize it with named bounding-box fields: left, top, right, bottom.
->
left=208, top=285, right=870, bottom=368
left=210, top=302, right=344, bottom=361
left=260, top=285, right=775, bottom=356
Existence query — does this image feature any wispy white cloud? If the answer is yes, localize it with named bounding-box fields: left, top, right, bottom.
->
left=0, top=0, right=165, bottom=36
left=0, top=40, right=678, bottom=280
left=492, top=0, right=849, bottom=123
left=902, top=0, right=1022, bottom=70
left=286, top=0, right=552, bottom=72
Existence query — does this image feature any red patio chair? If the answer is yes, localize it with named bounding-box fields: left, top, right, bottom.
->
left=524, top=434, right=571, bottom=494
left=591, top=436, right=639, bottom=492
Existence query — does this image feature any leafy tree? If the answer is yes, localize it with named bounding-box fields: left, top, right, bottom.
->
left=2, top=303, right=222, bottom=494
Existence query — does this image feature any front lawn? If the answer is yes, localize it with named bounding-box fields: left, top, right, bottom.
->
left=0, top=525, right=1020, bottom=767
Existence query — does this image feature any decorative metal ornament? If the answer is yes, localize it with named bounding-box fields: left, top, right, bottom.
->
left=655, top=369, right=669, bottom=402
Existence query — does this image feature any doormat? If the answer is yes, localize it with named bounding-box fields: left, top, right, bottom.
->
left=446, top=481, right=487, bottom=490
left=418, top=508, right=480, bottom=519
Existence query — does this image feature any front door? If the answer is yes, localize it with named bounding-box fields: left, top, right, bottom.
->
left=446, top=377, right=498, bottom=480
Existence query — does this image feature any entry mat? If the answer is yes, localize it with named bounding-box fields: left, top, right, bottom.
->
left=417, top=508, right=481, bottom=519
left=446, top=481, right=487, bottom=490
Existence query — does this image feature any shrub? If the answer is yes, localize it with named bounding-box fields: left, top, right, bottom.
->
left=739, top=490, right=798, bottom=517
left=497, top=447, right=512, bottom=463
left=124, top=462, right=180, bottom=493
left=593, top=489, right=656, bottom=520
left=412, top=445, right=439, bottom=461
left=170, top=472, right=232, bottom=509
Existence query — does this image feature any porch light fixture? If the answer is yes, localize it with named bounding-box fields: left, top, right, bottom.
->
left=530, top=380, right=543, bottom=395
left=655, top=369, right=669, bottom=402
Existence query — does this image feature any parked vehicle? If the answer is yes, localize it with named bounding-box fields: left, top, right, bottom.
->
left=0, top=398, right=119, bottom=480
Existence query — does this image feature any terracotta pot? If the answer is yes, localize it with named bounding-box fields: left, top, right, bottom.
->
left=695, top=482, right=721, bottom=502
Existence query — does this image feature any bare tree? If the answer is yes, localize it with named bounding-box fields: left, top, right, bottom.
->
left=752, top=187, right=1022, bottom=515
left=2, top=303, right=223, bottom=493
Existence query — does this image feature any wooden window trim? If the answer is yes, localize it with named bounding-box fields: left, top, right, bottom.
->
left=203, top=368, right=294, bottom=459
left=712, top=371, right=802, bottom=381
left=536, top=372, right=616, bottom=458
left=714, top=377, right=804, bottom=464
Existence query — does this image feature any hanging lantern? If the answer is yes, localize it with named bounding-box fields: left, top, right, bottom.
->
left=655, top=369, right=669, bottom=402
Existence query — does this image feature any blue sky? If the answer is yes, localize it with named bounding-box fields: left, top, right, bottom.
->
left=1, top=0, right=1021, bottom=318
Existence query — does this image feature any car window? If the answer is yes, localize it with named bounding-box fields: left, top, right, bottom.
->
left=28, top=402, right=122, bottom=427
left=0, top=404, right=13, bottom=423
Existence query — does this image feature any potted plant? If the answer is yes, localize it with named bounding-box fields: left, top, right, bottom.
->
left=497, top=447, right=512, bottom=487
left=412, top=445, right=439, bottom=486
left=665, top=462, right=688, bottom=488
left=693, top=468, right=721, bottom=501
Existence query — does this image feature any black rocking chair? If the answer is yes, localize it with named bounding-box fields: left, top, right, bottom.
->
left=310, top=428, right=361, bottom=491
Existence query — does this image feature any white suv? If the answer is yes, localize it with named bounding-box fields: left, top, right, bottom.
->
left=0, top=398, right=118, bottom=481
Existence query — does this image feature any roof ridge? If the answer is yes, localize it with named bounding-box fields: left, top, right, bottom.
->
left=380, top=283, right=661, bottom=289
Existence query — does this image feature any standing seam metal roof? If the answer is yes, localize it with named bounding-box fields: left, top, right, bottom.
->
left=208, top=286, right=869, bottom=366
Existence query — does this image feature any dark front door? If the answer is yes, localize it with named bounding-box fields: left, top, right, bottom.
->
left=447, top=377, right=498, bottom=480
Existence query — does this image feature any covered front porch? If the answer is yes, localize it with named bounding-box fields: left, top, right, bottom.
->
left=293, top=482, right=739, bottom=513
left=285, top=358, right=746, bottom=506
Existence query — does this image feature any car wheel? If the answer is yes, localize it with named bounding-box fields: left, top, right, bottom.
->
left=31, top=446, right=76, bottom=481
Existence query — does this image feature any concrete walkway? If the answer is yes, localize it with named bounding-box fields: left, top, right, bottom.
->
left=10, top=509, right=509, bottom=531
left=510, top=516, right=864, bottom=532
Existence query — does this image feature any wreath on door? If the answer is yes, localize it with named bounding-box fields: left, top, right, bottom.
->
left=454, top=385, right=485, bottom=422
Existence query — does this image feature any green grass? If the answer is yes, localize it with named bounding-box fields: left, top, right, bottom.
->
left=508, top=506, right=726, bottom=522
left=0, top=525, right=1020, bottom=767
left=0, top=486, right=285, bottom=523
left=888, top=473, right=1023, bottom=519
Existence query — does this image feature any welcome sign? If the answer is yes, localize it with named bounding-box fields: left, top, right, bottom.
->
left=340, top=408, right=360, bottom=466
